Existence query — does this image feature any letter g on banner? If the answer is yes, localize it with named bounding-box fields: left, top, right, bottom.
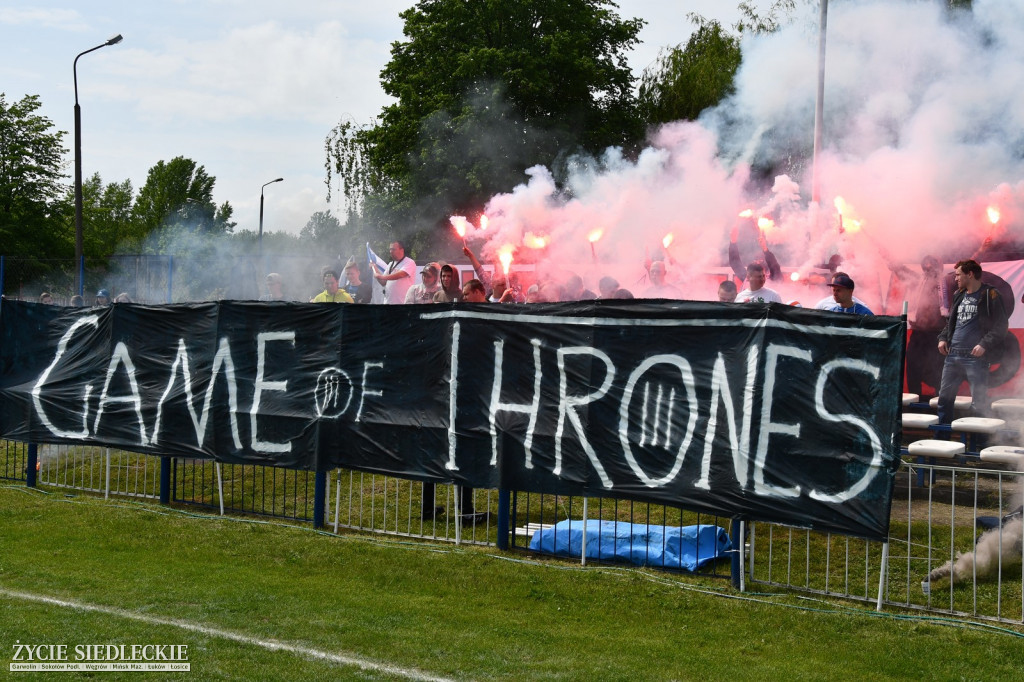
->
left=619, top=354, right=698, bottom=487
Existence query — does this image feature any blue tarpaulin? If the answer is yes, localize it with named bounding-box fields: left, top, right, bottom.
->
left=529, top=520, right=731, bottom=570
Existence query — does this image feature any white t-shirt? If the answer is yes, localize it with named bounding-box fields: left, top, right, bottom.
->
left=384, top=257, right=417, bottom=304
left=815, top=294, right=866, bottom=310
left=735, top=286, right=783, bottom=304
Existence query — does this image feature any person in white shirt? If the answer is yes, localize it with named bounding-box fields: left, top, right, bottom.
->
left=372, top=240, right=417, bottom=304
left=735, top=262, right=782, bottom=304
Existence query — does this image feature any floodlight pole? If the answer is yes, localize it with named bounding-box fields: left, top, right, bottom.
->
left=74, top=34, right=123, bottom=296
left=258, top=177, right=284, bottom=256
left=811, top=0, right=828, bottom=206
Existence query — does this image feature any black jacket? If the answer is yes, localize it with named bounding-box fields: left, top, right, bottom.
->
left=937, top=283, right=1008, bottom=354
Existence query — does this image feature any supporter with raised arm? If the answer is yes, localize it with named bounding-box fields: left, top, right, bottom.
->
left=729, top=220, right=781, bottom=285
left=372, top=241, right=416, bottom=304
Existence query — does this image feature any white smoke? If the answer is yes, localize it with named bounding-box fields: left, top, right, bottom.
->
left=469, top=0, right=1024, bottom=306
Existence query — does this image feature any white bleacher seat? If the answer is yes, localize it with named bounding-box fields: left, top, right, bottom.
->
left=902, top=413, right=938, bottom=429
left=928, top=396, right=972, bottom=410
left=992, top=398, right=1024, bottom=419
left=902, top=393, right=919, bottom=406
left=979, top=446, right=1024, bottom=465
left=950, top=417, right=1006, bottom=434
left=907, top=440, right=965, bottom=458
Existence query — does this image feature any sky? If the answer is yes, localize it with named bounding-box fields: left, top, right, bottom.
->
left=0, top=0, right=764, bottom=238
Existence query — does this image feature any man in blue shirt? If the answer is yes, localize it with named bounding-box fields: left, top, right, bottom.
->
left=823, top=273, right=873, bottom=315
left=936, top=259, right=1009, bottom=423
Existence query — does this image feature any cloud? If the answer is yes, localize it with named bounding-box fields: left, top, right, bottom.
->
left=102, top=20, right=393, bottom=126
left=0, top=8, right=86, bottom=31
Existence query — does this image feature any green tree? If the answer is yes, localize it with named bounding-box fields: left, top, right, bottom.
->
left=639, top=3, right=801, bottom=128
left=299, top=209, right=343, bottom=244
left=327, top=0, right=645, bottom=236
left=638, top=19, right=742, bottom=126
left=71, top=172, right=139, bottom=256
left=0, top=93, right=69, bottom=259
left=132, top=156, right=235, bottom=239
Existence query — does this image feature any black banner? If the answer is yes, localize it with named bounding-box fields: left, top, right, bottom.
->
left=0, top=298, right=905, bottom=540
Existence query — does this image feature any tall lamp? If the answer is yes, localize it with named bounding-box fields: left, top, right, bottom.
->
left=258, top=178, right=284, bottom=255
left=74, top=34, right=123, bottom=296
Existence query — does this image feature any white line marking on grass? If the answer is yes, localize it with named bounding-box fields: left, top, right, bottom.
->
left=0, top=587, right=455, bottom=682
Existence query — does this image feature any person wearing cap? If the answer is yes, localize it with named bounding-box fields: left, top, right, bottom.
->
left=310, top=268, right=354, bottom=303
left=735, top=262, right=782, bottom=304
left=936, top=259, right=1009, bottom=424
left=404, top=263, right=442, bottom=304
left=260, top=273, right=287, bottom=301
left=95, top=289, right=111, bottom=306
left=822, top=273, right=873, bottom=315
left=814, top=269, right=868, bottom=310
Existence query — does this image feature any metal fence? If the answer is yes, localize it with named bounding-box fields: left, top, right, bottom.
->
left=3, top=440, right=1022, bottom=625
left=747, top=461, right=1023, bottom=625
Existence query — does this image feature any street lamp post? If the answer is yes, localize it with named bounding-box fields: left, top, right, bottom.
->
left=74, top=34, right=123, bottom=296
left=258, top=178, right=284, bottom=255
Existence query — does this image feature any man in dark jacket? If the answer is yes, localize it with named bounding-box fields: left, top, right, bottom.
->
left=936, top=259, right=1009, bottom=423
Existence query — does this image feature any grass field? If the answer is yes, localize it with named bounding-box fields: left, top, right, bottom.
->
left=2, top=486, right=1024, bottom=680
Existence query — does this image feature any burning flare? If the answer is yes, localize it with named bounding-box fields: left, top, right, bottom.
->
left=478, top=214, right=489, bottom=231
left=587, top=229, right=604, bottom=243
left=662, top=233, right=674, bottom=249
left=834, top=196, right=847, bottom=215
left=738, top=209, right=754, bottom=218
left=497, top=245, right=514, bottom=277
left=757, top=217, right=775, bottom=231
left=790, top=272, right=801, bottom=282
left=449, top=215, right=468, bottom=238
left=523, top=232, right=549, bottom=249
left=987, top=206, right=1001, bottom=225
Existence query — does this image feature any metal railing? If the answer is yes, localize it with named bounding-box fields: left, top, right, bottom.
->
left=748, top=461, right=1023, bottom=625
left=4, top=439, right=1021, bottom=624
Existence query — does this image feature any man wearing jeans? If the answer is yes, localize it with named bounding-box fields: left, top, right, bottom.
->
left=936, top=259, right=1008, bottom=424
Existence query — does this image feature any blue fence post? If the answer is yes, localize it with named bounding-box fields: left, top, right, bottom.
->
left=78, top=255, right=85, bottom=297
left=313, top=470, right=327, bottom=529
left=0, top=255, right=5, bottom=298
left=26, top=443, right=38, bottom=488
left=730, top=518, right=744, bottom=589
left=496, top=487, right=511, bottom=550
left=160, top=456, right=171, bottom=504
